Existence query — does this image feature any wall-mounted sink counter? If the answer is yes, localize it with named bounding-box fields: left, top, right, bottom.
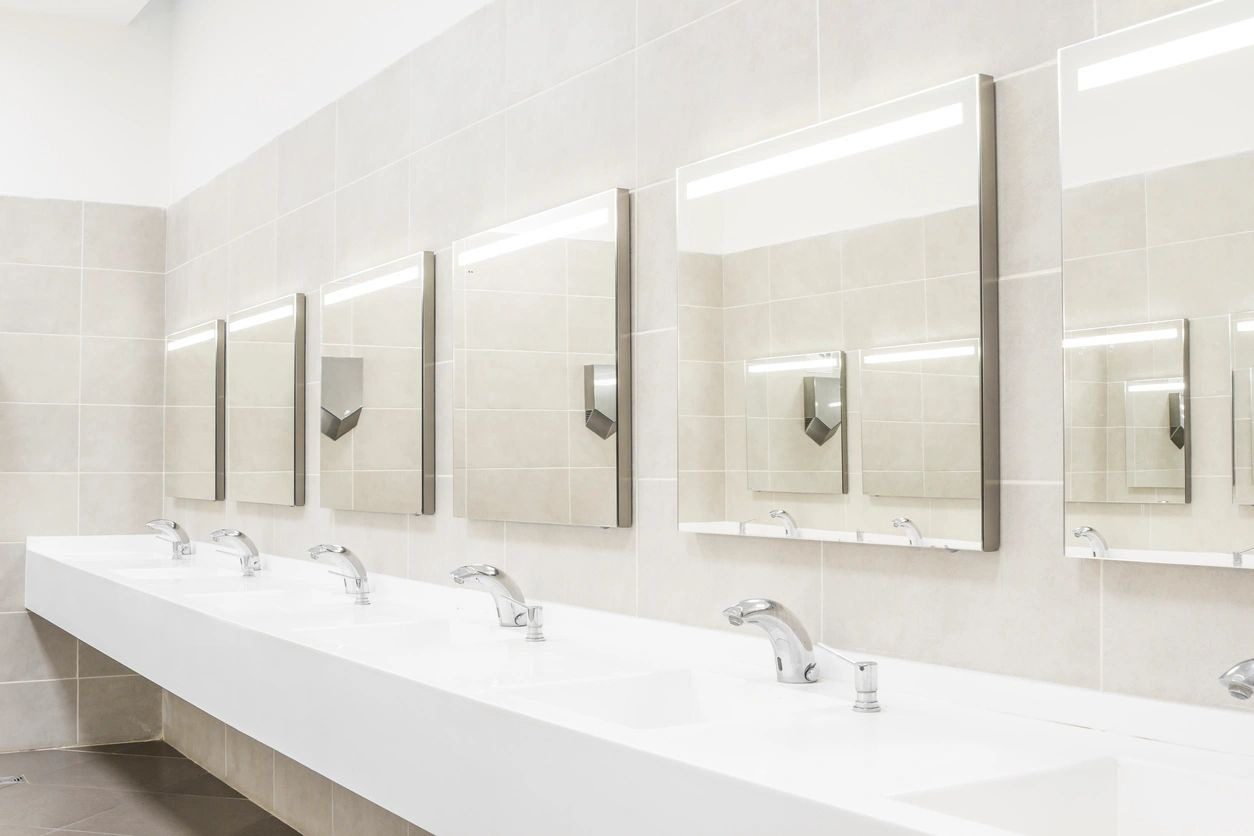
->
left=25, top=536, right=1254, bottom=836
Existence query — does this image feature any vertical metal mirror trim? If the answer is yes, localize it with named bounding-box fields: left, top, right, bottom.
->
left=211, top=319, right=226, bottom=501
left=613, top=187, right=633, bottom=528
left=292, top=293, right=307, bottom=507
left=976, top=73, right=1001, bottom=552
left=420, top=251, right=437, bottom=515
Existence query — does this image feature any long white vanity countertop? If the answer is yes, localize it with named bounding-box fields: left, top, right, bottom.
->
left=25, top=535, right=1254, bottom=836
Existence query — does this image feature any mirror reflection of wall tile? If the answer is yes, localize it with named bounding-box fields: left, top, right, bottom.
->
left=676, top=75, right=999, bottom=551
left=453, top=188, right=631, bottom=528
left=164, top=320, right=225, bottom=501
left=1060, top=0, right=1254, bottom=565
left=319, top=253, right=435, bottom=515
left=226, top=294, right=306, bottom=506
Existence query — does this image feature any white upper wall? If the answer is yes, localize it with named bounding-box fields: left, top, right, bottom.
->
left=166, top=0, right=487, bottom=202
left=0, top=2, right=172, bottom=206
left=0, top=0, right=485, bottom=207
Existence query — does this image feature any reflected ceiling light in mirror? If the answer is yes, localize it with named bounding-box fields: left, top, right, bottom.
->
left=1077, top=15, right=1254, bottom=90
left=324, top=268, right=415, bottom=306
left=1237, top=320, right=1254, bottom=333
left=456, top=209, right=609, bottom=266
left=1062, top=327, right=1178, bottom=349
left=684, top=104, right=964, bottom=199
left=863, top=345, right=976, bottom=365
left=166, top=329, right=216, bottom=352
left=746, top=356, right=840, bottom=374
left=1127, top=380, right=1186, bottom=392
left=228, top=305, right=294, bottom=333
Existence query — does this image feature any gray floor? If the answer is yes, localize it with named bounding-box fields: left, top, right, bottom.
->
left=0, top=742, right=298, bottom=836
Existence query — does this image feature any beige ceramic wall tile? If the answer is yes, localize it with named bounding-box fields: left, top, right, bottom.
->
left=503, top=522, right=637, bottom=614
left=769, top=232, right=842, bottom=299
left=1145, top=152, right=1254, bottom=245
left=82, top=270, right=164, bottom=339
left=336, top=57, right=414, bottom=188
left=79, top=474, right=163, bottom=535
left=0, top=265, right=81, bottom=334
left=81, top=338, right=165, bottom=405
left=78, top=676, right=162, bottom=745
left=164, top=691, right=227, bottom=778
left=637, top=0, right=818, bottom=184
left=278, top=105, right=337, bottom=215
left=0, top=474, right=77, bottom=542
left=0, top=613, right=77, bottom=683
left=226, top=728, right=276, bottom=809
left=277, top=196, right=335, bottom=295
left=995, top=67, right=1061, bottom=277
left=0, top=679, right=77, bottom=752
left=410, top=115, right=509, bottom=250
left=505, top=57, right=635, bottom=217
left=0, top=404, right=77, bottom=472
left=504, top=0, right=635, bottom=102
left=335, top=162, right=411, bottom=277
left=841, top=217, right=925, bottom=289
left=228, top=224, right=279, bottom=311
left=0, top=334, right=79, bottom=403
left=83, top=203, right=165, bottom=273
left=333, top=785, right=410, bottom=836
left=0, top=545, right=25, bottom=613
left=411, top=3, right=508, bottom=149
left=274, top=752, right=333, bottom=836
left=229, top=143, right=279, bottom=240
left=1146, top=233, right=1254, bottom=320
left=0, top=196, right=82, bottom=266
left=1062, top=175, right=1146, bottom=260
left=1061, top=251, right=1149, bottom=329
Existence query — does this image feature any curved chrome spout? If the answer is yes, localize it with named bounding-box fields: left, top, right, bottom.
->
left=210, top=528, right=261, bottom=576
left=1220, top=659, right=1254, bottom=701
left=449, top=564, right=528, bottom=627
left=722, top=598, right=817, bottom=684
left=892, top=517, right=922, bottom=547
left=769, top=509, right=798, bottom=538
left=1072, top=525, right=1108, bottom=559
left=146, top=519, right=194, bottom=558
left=308, top=544, right=371, bottom=604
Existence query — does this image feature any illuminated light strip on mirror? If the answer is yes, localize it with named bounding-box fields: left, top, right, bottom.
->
left=324, top=268, right=415, bottom=306
left=862, top=345, right=976, bottom=365
left=684, top=104, right=964, bottom=199
left=228, top=305, right=294, bottom=333
left=1077, top=15, right=1254, bottom=90
left=457, top=209, right=609, bottom=267
left=1127, top=380, right=1186, bottom=392
left=1237, top=320, right=1254, bottom=333
left=166, top=329, right=216, bottom=352
left=1062, top=327, right=1178, bottom=349
left=746, top=357, right=841, bottom=374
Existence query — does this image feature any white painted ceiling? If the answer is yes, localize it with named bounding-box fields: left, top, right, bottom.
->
left=0, top=0, right=153, bottom=24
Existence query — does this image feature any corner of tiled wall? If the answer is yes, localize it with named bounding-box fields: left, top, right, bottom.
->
left=0, top=196, right=166, bottom=752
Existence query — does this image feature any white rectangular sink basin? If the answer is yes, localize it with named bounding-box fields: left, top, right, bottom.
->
left=897, top=758, right=1250, bottom=835
left=115, top=566, right=243, bottom=581
left=499, top=669, right=835, bottom=730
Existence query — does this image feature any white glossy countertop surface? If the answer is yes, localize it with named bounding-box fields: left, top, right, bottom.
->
left=24, top=535, right=1254, bottom=835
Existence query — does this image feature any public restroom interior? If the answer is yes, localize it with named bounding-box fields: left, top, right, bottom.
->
left=2, top=1, right=1254, bottom=834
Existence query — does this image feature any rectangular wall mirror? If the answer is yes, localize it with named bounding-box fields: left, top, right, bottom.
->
left=320, top=253, right=435, bottom=515
left=165, top=320, right=225, bottom=501
left=227, top=293, right=306, bottom=506
left=676, top=75, right=999, bottom=551
left=1060, top=0, right=1254, bottom=568
left=452, top=188, right=632, bottom=527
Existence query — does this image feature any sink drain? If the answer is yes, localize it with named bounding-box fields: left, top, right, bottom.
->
left=0, top=775, right=26, bottom=787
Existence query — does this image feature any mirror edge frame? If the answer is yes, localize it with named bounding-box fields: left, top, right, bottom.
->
left=976, top=72, right=1001, bottom=552
left=419, top=251, right=437, bottom=515
left=613, top=187, right=634, bottom=528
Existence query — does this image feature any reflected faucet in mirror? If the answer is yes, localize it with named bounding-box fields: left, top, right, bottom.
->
left=146, top=519, right=194, bottom=559
left=722, top=598, right=817, bottom=684
left=1072, top=526, right=1108, bottom=559
left=307, top=544, right=371, bottom=604
left=210, top=528, right=262, bottom=576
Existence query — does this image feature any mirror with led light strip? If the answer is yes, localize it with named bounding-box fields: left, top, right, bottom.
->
left=226, top=293, right=306, bottom=507
left=1059, top=0, right=1254, bottom=568
left=319, top=253, right=435, bottom=515
left=451, top=188, right=632, bottom=527
left=164, top=319, right=225, bottom=501
left=676, top=75, right=999, bottom=552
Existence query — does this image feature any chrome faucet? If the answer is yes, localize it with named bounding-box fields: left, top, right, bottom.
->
left=816, top=643, right=881, bottom=713
left=449, top=564, right=530, bottom=627
left=1073, top=525, right=1108, bottom=559
left=1220, top=659, right=1254, bottom=701
left=722, top=598, right=818, bottom=684
left=769, top=509, right=798, bottom=538
left=146, top=519, right=194, bottom=558
left=210, top=529, right=261, bottom=576
left=307, top=544, right=370, bottom=604
left=892, top=517, right=922, bottom=546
